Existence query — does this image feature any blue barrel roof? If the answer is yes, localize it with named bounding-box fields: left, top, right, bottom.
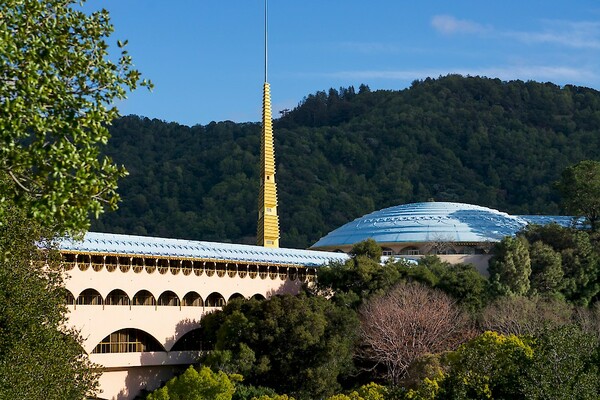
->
left=60, top=232, right=348, bottom=267
left=311, top=202, right=572, bottom=249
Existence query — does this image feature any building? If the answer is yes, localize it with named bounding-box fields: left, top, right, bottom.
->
left=60, top=232, right=347, bottom=399
left=310, top=201, right=572, bottom=272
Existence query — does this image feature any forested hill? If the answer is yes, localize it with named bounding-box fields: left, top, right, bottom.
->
left=92, top=75, right=600, bottom=248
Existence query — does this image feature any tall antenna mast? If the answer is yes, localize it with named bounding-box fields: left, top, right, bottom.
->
left=257, top=0, right=280, bottom=248
left=264, top=0, right=268, bottom=82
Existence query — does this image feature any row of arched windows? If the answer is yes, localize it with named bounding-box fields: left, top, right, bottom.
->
left=66, top=288, right=265, bottom=308
left=61, top=253, right=316, bottom=282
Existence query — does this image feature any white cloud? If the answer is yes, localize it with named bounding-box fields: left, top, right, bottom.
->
left=507, top=20, right=600, bottom=49
left=431, top=15, right=487, bottom=35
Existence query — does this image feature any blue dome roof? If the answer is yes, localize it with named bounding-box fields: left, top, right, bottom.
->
left=311, top=202, right=530, bottom=249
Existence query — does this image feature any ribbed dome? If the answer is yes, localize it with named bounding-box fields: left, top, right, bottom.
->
left=311, top=202, right=529, bottom=249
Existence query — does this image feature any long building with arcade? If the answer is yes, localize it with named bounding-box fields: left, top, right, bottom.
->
left=61, top=232, right=347, bottom=399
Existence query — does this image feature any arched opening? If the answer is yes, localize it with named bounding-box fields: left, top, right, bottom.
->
left=228, top=293, right=245, bottom=302
left=193, top=261, right=204, bottom=276
left=288, top=267, right=298, bottom=281
left=269, top=265, right=278, bottom=280
left=118, top=256, right=130, bottom=273
left=157, top=259, right=169, bottom=275
left=106, top=289, right=130, bottom=306
left=251, top=294, right=266, bottom=301
left=205, top=292, right=226, bottom=307
left=215, top=262, right=226, bottom=278
left=132, top=257, right=144, bottom=273
left=226, top=263, right=237, bottom=278
left=297, top=268, right=306, bottom=282
left=145, top=258, right=157, bottom=274
left=307, top=268, right=317, bottom=282
left=182, top=292, right=203, bottom=307
left=278, top=266, right=288, bottom=280
left=132, top=290, right=156, bottom=306
left=382, top=247, right=394, bottom=256
left=105, top=255, right=118, bottom=272
left=205, top=262, right=215, bottom=277
left=158, top=291, right=180, bottom=307
left=92, top=328, right=164, bottom=354
left=238, top=264, right=248, bottom=279
left=65, top=290, right=76, bottom=305
left=259, top=265, right=268, bottom=280
left=62, top=253, right=76, bottom=271
left=78, top=254, right=91, bottom=271
left=77, top=289, right=103, bottom=305
left=91, top=254, right=104, bottom=271
left=400, top=246, right=420, bottom=255
left=248, top=264, right=258, bottom=279
left=170, top=259, right=181, bottom=275
left=182, top=260, right=193, bottom=276
left=171, top=329, right=203, bottom=351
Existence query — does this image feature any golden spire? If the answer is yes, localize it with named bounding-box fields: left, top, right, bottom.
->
left=257, top=0, right=280, bottom=248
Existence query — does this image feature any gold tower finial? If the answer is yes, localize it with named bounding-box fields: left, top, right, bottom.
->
left=257, top=0, right=280, bottom=248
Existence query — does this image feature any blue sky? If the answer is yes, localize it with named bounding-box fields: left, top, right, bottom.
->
left=90, top=1, right=600, bottom=126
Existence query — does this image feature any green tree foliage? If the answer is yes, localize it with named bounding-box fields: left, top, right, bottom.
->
left=145, top=366, right=236, bottom=400
left=521, top=224, right=600, bottom=305
left=317, top=252, right=486, bottom=312
left=528, top=241, right=564, bottom=296
left=349, top=238, right=382, bottom=261
left=93, top=76, right=600, bottom=248
left=520, top=325, right=599, bottom=400
left=441, top=331, right=534, bottom=399
left=488, top=237, right=531, bottom=297
left=200, top=294, right=359, bottom=400
left=0, top=202, right=98, bottom=399
left=557, top=160, right=600, bottom=231
left=0, top=0, right=150, bottom=234
left=325, top=383, right=388, bottom=400
left=418, top=256, right=488, bottom=313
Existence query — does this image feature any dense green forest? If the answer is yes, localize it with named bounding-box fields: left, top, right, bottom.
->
left=92, top=75, right=600, bottom=248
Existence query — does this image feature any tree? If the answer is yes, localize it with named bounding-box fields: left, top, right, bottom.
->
left=145, top=366, right=237, bottom=400
left=201, top=294, right=359, bottom=400
left=349, top=239, right=383, bottom=261
left=0, top=0, right=150, bottom=234
left=0, top=201, right=98, bottom=399
left=358, top=283, right=470, bottom=385
left=420, top=256, right=488, bottom=313
left=488, top=236, right=531, bottom=297
left=441, top=331, right=534, bottom=399
left=520, top=325, right=600, bottom=400
left=528, top=241, right=564, bottom=296
left=557, top=160, right=600, bottom=231
left=479, top=296, right=572, bottom=336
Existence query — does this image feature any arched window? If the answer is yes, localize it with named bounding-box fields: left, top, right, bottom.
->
left=228, top=293, right=245, bottom=302
left=158, top=291, right=180, bottom=307
left=77, top=289, right=103, bottom=305
left=106, top=289, right=130, bottom=306
left=205, top=292, right=226, bottom=307
left=182, top=292, right=203, bottom=307
left=251, top=294, right=266, bottom=301
left=92, top=328, right=163, bottom=354
left=382, top=247, right=394, bottom=256
left=401, top=246, right=421, bottom=255
left=132, top=290, right=156, bottom=306
left=171, top=329, right=203, bottom=352
left=65, top=290, right=76, bottom=305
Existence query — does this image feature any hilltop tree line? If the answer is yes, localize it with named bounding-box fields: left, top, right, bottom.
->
left=93, top=75, right=600, bottom=248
